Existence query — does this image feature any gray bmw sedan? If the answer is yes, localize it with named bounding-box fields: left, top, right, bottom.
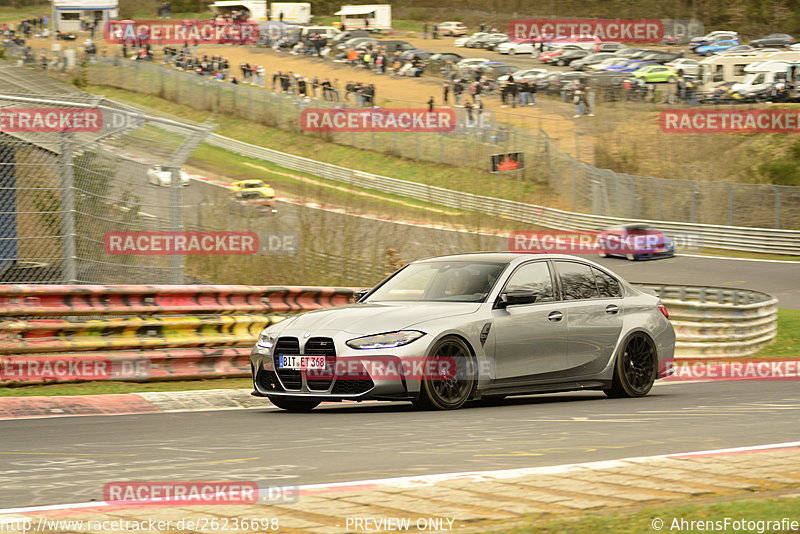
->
left=251, top=253, right=675, bottom=411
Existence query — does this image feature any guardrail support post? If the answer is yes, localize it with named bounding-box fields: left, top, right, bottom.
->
left=58, top=133, right=77, bottom=284
left=168, top=166, right=184, bottom=284
left=771, top=185, right=782, bottom=229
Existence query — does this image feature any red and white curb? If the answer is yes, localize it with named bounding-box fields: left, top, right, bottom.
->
left=0, top=441, right=797, bottom=515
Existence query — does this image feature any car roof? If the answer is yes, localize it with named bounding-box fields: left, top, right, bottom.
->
left=414, top=252, right=603, bottom=264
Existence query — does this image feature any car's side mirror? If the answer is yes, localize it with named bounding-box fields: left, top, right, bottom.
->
left=352, top=289, right=370, bottom=303
left=496, top=289, right=538, bottom=308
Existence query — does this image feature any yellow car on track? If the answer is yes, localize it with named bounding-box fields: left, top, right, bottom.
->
left=230, top=179, right=276, bottom=199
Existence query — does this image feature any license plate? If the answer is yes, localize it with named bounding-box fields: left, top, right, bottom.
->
left=278, top=355, right=326, bottom=370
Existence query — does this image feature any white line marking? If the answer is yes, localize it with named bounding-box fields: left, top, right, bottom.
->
left=1, top=441, right=797, bottom=514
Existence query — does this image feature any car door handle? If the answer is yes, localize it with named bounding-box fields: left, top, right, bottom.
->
left=548, top=311, right=563, bottom=322
left=606, top=305, right=620, bottom=315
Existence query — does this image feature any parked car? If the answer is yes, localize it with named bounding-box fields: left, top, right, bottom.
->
left=713, top=44, right=754, bottom=55
left=571, top=52, right=617, bottom=70
left=689, top=31, right=739, bottom=50
left=696, top=39, right=740, bottom=56
left=554, top=48, right=589, bottom=66
left=594, top=42, right=624, bottom=53
left=456, top=57, right=491, bottom=69
left=465, top=33, right=500, bottom=48
left=251, top=252, right=675, bottom=411
left=375, top=40, right=415, bottom=53
left=589, top=57, right=632, bottom=71
left=330, top=30, right=371, bottom=46
left=496, top=40, right=536, bottom=55
left=438, top=21, right=468, bottom=37
left=429, top=52, right=464, bottom=62
left=400, top=49, right=435, bottom=61
left=147, top=165, right=189, bottom=187
left=473, top=33, right=509, bottom=49
left=481, top=62, right=521, bottom=77
left=499, top=68, right=548, bottom=81
left=665, top=58, right=700, bottom=76
left=455, top=32, right=486, bottom=47
left=613, top=47, right=646, bottom=57
left=597, top=224, right=675, bottom=260
left=750, top=33, right=795, bottom=48
left=632, top=65, right=679, bottom=82
left=540, top=71, right=588, bottom=92
left=640, top=51, right=683, bottom=63
left=539, top=45, right=583, bottom=63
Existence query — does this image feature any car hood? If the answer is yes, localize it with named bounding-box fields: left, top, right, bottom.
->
left=275, top=302, right=483, bottom=336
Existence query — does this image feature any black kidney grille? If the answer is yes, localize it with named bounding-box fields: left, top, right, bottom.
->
left=305, top=337, right=336, bottom=391
left=274, top=337, right=301, bottom=389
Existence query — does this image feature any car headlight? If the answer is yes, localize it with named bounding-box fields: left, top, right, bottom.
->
left=346, top=330, right=425, bottom=350
left=256, top=330, right=278, bottom=349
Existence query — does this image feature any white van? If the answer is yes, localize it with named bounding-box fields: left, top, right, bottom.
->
left=699, top=50, right=800, bottom=87
left=730, top=62, right=790, bottom=93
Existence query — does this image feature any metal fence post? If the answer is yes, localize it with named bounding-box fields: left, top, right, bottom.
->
left=772, top=185, right=782, bottom=229
left=58, top=133, right=77, bottom=284
left=168, top=166, right=184, bottom=284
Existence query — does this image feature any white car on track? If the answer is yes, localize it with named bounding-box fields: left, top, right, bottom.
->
left=147, top=165, right=190, bottom=187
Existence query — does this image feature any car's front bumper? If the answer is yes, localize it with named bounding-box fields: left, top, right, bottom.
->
left=250, top=332, right=434, bottom=401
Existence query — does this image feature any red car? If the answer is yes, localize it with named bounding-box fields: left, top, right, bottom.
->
left=539, top=45, right=583, bottom=63
left=597, top=224, right=676, bottom=260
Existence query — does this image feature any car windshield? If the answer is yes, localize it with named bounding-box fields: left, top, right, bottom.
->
left=242, top=182, right=263, bottom=188
left=367, top=261, right=507, bottom=303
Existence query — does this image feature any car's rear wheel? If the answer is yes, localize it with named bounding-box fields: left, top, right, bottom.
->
left=668, top=76, right=677, bottom=83
left=626, top=253, right=637, bottom=261
left=604, top=333, right=657, bottom=398
left=268, top=396, right=321, bottom=412
left=413, top=337, right=475, bottom=410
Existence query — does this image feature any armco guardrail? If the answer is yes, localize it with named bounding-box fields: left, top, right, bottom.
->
left=0, top=284, right=777, bottom=385
left=206, top=133, right=800, bottom=255
left=0, top=285, right=356, bottom=385
left=638, top=284, right=779, bottom=358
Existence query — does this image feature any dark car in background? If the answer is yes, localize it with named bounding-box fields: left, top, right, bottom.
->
left=554, top=48, right=589, bottom=66
left=598, top=224, right=675, bottom=260
left=482, top=34, right=511, bottom=50
left=750, top=33, right=795, bottom=47
left=571, top=52, right=617, bottom=70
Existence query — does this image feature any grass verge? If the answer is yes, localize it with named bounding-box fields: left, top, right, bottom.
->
left=494, top=495, right=800, bottom=534
left=753, top=308, right=800, bottom=359
left=0, top=377, right=251, bottom=397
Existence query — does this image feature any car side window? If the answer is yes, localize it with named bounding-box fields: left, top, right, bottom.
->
left=592, top=268, right=622, bottom=298
left=555, top=261, right=600, bottom=301
left=504, top=262, right=555, bottom=303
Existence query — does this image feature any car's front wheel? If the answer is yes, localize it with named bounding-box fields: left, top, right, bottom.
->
left=413, top=336, right=475, bottom=410
left=268, top=396, right=321, bottom=412
left=604, top=332, right=657, bottom=398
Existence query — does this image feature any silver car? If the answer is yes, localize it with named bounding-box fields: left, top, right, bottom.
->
left=251, top=253, right=675, bottom=411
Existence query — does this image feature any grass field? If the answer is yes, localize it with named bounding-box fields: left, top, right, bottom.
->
left=492, top=495, right=800, bottom=534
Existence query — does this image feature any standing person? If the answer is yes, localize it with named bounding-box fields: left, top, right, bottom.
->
left=311, top=76, right=319, bottom=98
left=427, top=96, right=435, bottom=112
left=509, top=79, right=518, bottom=108
left=453, top=79, right=464, bottom=106
left=442, top=81, right=450, bottom=104
left=367, top=84, right=376, bottom=106
left=465, top=101, right=474, bottom=123
left=518, top=80, right=529, bottom=106
left=298, top=76, right=307, bottom=97
left=432, top=24, right=438, bottom=39
left=423, top=23, right=428, bottom=39
left=529, top=79, right=537, bottom=105
left=573, top=86, right=585, bottom=117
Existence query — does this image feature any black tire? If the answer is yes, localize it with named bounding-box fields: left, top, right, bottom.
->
left=268, top=396, right=321, bottom=412
left=604, top=333, right=658, bottom=398
left=413, top=337, right=476, bottom=410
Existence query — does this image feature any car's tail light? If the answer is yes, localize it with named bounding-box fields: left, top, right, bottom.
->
left=658, top=305, right=670, bottom=319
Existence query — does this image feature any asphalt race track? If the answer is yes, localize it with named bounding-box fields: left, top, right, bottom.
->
left=1, top=380, right=799, bottom=509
